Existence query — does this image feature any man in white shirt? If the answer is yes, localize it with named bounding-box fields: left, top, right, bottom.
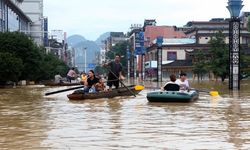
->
left=175, top=73, right=189, bottom=90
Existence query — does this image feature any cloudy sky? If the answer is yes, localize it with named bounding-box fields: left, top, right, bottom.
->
left=44, top=0, right=250, bottom=41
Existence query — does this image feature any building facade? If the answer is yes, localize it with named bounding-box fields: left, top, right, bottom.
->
left=18, top=0, right=45, bottom=46
left=0, top=0, right=31, bottom=32
left=145, top=17, right=250, bottom=81
left=104, top=32, right=127, bottom=51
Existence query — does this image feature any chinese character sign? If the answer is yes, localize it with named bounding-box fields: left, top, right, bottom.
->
left=135, top=31, right=144, bottom=55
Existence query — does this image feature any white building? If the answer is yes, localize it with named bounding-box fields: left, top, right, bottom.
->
left=18, top=0, right=45, bottom=45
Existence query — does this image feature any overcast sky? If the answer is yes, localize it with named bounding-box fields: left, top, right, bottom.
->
left=44, top=0, right=250, bottom=41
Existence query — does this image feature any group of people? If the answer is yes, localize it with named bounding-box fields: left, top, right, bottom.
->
left=79, top=54, right=124, bottom=93
left=55, top=52, right=190, bottom=93
left=162, top=72, right=189, bottom=91
left=54, top=54, right=124, bottom=93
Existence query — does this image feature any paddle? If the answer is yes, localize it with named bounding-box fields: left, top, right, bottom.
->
left=193, top=88, right=219, bottom=96
left=108, top=69, right=137, bottom=97
left=44, top=79, right=122, bottom=96
left=45, top=85, right=84, bottom=96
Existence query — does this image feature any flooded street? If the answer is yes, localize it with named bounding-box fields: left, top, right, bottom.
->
left=0, top=81, right=250, bottom=149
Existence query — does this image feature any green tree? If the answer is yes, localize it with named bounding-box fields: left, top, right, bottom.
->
left=0, top=32, right=42, bottom=81
left=0, top=52, right=23, bottom=85
left=106, top=41, right=128, bottom=68
left=247, top=16, right=250, bottom=32
left=38, top=53, right=69, bottom=81
left=208, top=31, right=229, bottom=81
left=193, top=50, right=209, bottom=81
left=95, top=41, right=129, bottom=76
left=0, top=32, right=69, bottom=84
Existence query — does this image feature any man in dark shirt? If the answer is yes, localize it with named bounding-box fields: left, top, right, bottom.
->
left=105, top=54, right=124, bottom=90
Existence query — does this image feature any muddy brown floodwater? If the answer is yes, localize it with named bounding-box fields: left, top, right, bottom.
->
left=0, top=80, right=250, bottom=149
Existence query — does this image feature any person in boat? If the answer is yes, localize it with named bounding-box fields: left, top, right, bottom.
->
left=80, top=72, right=87, bottom=85
left=175, top=72, right=190, bottom=91
left=104, top=54, right=125, bottom=90
left=84, top=70, right=100, bottom=93
left=54, top=72, right=63, bottom=84
left=66, top=67, right=77, bottom=83
left=162, top=74, right=180, bottom=91
left=95, top=77, right=106, bottom=92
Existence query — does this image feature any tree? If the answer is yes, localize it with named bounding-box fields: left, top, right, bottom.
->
left=0, top=32, right=69, bottom=84
left=101, top=41, right=128, bottom=73
left=208, top=31, right=229, bottom=81
left=38, top=53, right=69, bottom=81
left=0, top=32, right=43, bottom=81
left=106, top=41, right=128, bottom=68
left=0, top=52, right=23, bottom=85
left=247, top=16, right=250, bottom=32
left=193, top=50, right=209, bottom=81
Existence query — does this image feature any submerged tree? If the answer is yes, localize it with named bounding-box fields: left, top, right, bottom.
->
left=0, top=52, right=23, bottom=85
left=208, top=31, right=229, bottom=82
left=193, top=50, right=209, bottom=81
left=0, top=32, right=68, bottom=84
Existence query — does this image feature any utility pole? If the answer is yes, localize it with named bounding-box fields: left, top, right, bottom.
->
left=83, top=47, right=87, bottom=73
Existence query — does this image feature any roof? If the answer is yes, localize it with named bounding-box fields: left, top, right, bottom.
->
left=144, top=26, right=186, bottom=46
left=163, top=60, right=193, bottom=67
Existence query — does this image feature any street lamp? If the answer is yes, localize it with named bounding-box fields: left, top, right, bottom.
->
left=227, top=0, right=243, bottom=90
left=83, top=47, right=87, bottom=73
left=126, top=46, right=131, bottom=78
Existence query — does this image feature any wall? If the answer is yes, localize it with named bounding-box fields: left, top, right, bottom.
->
left=19, top=0, right=44, bottom=45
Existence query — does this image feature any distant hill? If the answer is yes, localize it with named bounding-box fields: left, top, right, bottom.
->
left=67, top=32, right=112, bottom=72
left=73, top=40, right=100, bottom=72
left=95, top=32, right=110, bottom=45
left=67, top=34, right=86, bottom=47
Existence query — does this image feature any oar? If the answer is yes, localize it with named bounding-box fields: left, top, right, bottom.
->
left=45, top=79, right=120, bottom=96
left=45, top=85, right=84, bottom=96
left=108, top=69, right=136, bottom=97
left=193, top=88, right=219, bottom=96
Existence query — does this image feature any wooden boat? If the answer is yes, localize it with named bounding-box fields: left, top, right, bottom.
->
left=67, top=85, right=144, bottom=100
left=147, top=90, right=199, bottom=103
left=44, top=82, right=81, bottom=86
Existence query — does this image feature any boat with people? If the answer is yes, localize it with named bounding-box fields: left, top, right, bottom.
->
left=67, top=85, right=144, bottom=100
left=146, top=89, right=199, bottom=103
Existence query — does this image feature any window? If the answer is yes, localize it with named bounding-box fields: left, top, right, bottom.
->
left=167, top=51, right=177, bottom=60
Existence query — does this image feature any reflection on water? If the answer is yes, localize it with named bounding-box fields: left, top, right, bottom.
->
left=0, top=81, right=250, bottom=149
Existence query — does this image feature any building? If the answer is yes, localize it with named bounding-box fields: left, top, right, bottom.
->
left=0, top=0, right=31, bottom=32
left=145, top=38, right=196, bottom=80
left=1, top=0, right=46, bottom=46
left=144, top=25, right=186, bottom=48
left=145, top=17, right=250, bottom=80
left=104, top=32, right=127, bottom=51
left=127, top=24, right=143, bottom=78
left=18, top=0, right=45, bottom=46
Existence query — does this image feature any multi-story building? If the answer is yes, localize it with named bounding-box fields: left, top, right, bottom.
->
left=104, top=32, right=127, bottom=51
left=145, top=17, right=250, bottom=80
left=18, top=0, right=45, bottom=46
left=0, top=0, right=31, bottom=32
left=1, top=0, right=46, bottom=46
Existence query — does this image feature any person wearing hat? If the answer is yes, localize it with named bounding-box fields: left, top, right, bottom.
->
left=176, top=72, right=189, bottom=90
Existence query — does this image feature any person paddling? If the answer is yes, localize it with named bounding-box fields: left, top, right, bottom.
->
left=104, top=54, right=125, bottom=90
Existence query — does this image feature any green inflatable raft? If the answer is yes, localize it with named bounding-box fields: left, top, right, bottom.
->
left=147, top=90, right=199, bottom=103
